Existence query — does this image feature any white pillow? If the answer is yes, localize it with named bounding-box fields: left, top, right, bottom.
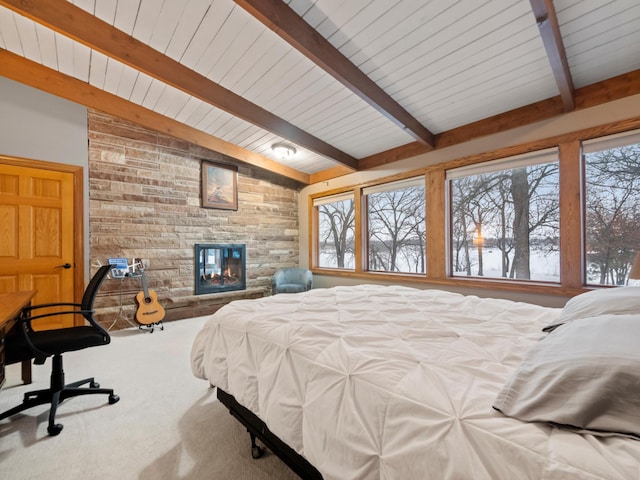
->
left=494, top=314, right=640, bottom=438
left=543, top=286, right=640, bottom=332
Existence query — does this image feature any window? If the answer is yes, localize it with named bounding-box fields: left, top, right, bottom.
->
left=308, top=123, right=640, bottom=294
left=363, top=177, right=426, bottom=273
left=447, top=149, right=560, bottom=282
left=583, top=131, right=640, bottom=286
left=314, top=193, right=355, bottom=269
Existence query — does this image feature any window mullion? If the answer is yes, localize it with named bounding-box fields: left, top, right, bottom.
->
left=354, top=188, right=364, bottom=273
left=559, top=140, right=583, bottom=289
left=426, top=169, right=445, bottom=279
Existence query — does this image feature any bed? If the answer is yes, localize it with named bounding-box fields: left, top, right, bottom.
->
left=191, top=284, right=640, bottom=479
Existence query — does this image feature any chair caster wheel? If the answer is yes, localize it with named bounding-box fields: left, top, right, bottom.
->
left=48, top=423, right=63, bottom=436
left=90, top=381, right=100, bottom=388
left=109, top=394, right=120, bottom=404
left=252, top=445, right=264, bottom=459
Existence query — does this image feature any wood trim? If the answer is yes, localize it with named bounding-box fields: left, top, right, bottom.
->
left=234, top=0, right=435, bottom=148
left=72, top=160, right=85, bottom=310
left=308, top=196, right=316, bottom=272
left=529, top=0, right=575, bottom=111
left=310, top=113, right=640, bottom=199
left=309, top=165, right=354, bottom=184
left=0, top=49, right=310, bottom=185
left=575, top=69, right=640, bottom=110
left=358, top=142, right=435, bottom=171
left=558, top=141, right=582, bottom=289
left=0, top=154, right=83, bottom=175
left=0, top=0, right=358, bottom=170
left=309, top=116, right=640, bottom=298
left=308, top=268, right=587, bottom=298
left=435, top=115, right=640, bottom=174
left=425, top=170, right=445, bottom=279
left=354, top=189, right=364, bottom=273
left=343, top=70, right=640, bottom=176
left=0, top=154, right=85, bottom=305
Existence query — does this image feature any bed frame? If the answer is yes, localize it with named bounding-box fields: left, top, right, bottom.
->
left=217, top=388, right=323, bottom=479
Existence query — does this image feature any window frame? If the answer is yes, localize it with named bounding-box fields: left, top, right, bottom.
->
left=445, top=149, right=561, bottom=283
left=309, top=119, right=640, bottom=297
left=312, top=191, right=357, bottom=271
left=582, top=130, right=640, bottom=286
left=362, top=176, right=427, bottom=275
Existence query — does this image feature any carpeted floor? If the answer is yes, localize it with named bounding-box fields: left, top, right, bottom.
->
left=0, top=316, right=297, bottom=480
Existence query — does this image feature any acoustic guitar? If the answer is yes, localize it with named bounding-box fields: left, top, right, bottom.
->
left=134, top=268, right=165, bottom=325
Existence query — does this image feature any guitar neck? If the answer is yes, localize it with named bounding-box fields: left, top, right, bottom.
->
left=140, top=270, right=150, bottom=299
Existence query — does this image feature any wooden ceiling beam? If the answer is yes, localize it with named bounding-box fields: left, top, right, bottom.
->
left=529, top=0, right=575, bottom=111
left=0, top=49, right=310, bottom=185
left=337, top=69, right=640, bottom=177
left=0, top=0, right=358, bottom=171
left=234, top=0, right=436, bottom=149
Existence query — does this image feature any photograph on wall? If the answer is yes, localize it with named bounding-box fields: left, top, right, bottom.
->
left=107, top=257, right=129, bottom=278
left=201, top=161, right=238, bottom=210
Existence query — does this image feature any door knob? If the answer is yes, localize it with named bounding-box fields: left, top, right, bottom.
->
left=56, top=263, right=72, bottom=269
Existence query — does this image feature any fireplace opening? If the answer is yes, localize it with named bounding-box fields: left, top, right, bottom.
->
left=195, top=244, right=246, bottom=295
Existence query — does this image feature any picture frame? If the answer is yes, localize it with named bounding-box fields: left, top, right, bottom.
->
left=107, top=257, right=129, bottom=278
left=201, top=161, right=238, bottom=210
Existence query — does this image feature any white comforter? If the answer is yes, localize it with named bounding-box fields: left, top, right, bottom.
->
left=191, top=285, right=640, bottom=479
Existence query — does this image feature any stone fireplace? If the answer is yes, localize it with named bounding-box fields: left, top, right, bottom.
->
left=195, top=244, right=246, bottom=295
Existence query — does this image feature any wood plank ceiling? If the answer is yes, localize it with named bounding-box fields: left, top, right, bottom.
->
left=0, top=0, right=639, bottom=184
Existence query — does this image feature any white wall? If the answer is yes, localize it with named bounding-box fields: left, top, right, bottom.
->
left=0, top=77, right=90, bottom=271
left=299, top=93, right=640, bottom=307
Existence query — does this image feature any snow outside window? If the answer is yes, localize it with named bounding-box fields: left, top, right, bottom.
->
left=314, top=193, right=355, bottom=269
left=363, top=177, right=426, bottom=274
left=583, top=130, right=640, bottom=286
left=447, top=149, right=560, bottom=282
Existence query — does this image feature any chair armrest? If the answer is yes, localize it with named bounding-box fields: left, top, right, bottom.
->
left=271, top=270, right=284, bottom=294
left=24, top=304, right=98, bottom=329
left=22, top=302, right=82, bottom=313
left=26, top=310, right=93, bottom=323
left=15, top=312, right=51, bottom=360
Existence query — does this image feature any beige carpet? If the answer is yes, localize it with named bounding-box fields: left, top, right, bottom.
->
left=0, top=316, right=298, bottom=480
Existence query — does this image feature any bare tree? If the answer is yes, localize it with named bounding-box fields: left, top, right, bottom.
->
left=367, top=186, right=425, bottom=272
left=451, top=173, right=505, bottom=276
left=451, top=176, right=492, bottom=275
left=585, top=145, right=640, bottom=284
left=510, top=168, right=531, bottom=279
left=484, top=179, right=513, bottom=277
left=318, top=199, right=355, bottom=268
left=510, top=163, right=559, bottom=279
left=451, top=162, right=559, bottom=280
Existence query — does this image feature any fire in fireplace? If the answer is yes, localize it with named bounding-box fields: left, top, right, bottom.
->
left=194, top=244, right=246, bottom=295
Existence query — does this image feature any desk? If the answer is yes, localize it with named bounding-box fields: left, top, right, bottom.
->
left=0, top=291, right=36, bottom=387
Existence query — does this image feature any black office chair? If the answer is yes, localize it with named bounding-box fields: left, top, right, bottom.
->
left=0, top=264, right=119, bottom=436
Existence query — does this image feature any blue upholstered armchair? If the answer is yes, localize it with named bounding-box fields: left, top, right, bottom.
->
left=271, top=268, right=313, bottom=294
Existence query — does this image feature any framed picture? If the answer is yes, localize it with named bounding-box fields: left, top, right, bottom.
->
left=107, top=257, right=129, bottom=278
left=201, top=161, right=238, bottom=210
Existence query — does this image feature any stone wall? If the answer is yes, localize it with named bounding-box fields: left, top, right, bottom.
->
left=88, top=110, right=302, bottom=328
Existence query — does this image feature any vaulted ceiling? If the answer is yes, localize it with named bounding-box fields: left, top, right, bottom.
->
left=1, top=0, right=639, bottom=185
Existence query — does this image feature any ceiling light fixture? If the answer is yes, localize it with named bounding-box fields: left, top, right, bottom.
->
left=271, top=142, right=297, bottom=159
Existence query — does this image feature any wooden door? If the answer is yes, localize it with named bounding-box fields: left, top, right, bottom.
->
left=0, top=161, right=79, bottom=330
